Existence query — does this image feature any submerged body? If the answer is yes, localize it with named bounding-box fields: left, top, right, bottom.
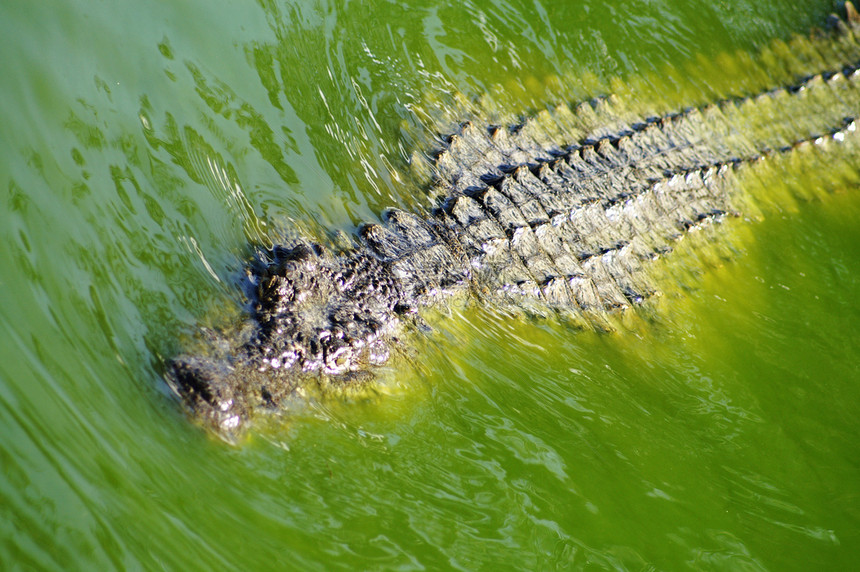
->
left=170, top=6, right=860, bottom=436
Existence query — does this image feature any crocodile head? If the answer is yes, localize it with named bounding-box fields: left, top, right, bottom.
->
left=252, top=242, right=402, bottom=375
left=167, top=240, right=406, bottom=437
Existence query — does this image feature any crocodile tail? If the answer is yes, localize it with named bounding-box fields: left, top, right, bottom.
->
left=410, top=9, right=860, bottom=319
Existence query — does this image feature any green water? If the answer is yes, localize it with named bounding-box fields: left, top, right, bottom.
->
left=2, top=0, right=859, bottom=569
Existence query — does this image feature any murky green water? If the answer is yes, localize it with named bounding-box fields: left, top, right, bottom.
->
left=2, top=0, right=859, bottom=569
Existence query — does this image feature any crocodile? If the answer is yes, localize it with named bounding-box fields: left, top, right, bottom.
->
left=169, top=4, right=860, bottom=437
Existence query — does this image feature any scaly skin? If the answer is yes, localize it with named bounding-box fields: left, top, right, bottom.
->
left=169, top=5, right=860, bottom=437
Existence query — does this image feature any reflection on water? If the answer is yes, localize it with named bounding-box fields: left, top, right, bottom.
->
left=1, top=0, right=859, bottom=569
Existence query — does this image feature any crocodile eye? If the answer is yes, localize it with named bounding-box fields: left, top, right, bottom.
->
left=324, top=343, right=352, bottom=375
left=393, top=302, right=413, bottom=315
